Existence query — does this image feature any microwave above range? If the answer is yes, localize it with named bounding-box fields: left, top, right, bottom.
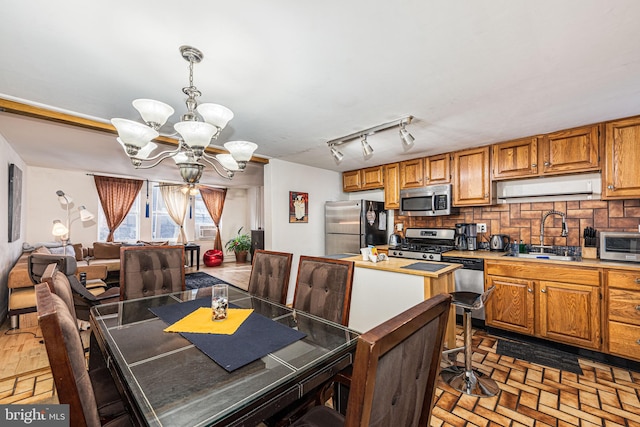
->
left=399, top=184, right=457, bottom=217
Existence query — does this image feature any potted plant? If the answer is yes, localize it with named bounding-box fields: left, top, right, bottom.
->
left=225, top=227, right=251, bottom=263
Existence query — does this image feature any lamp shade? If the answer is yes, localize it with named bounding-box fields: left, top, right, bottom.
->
left=51, top=220, right=69, bottom=237
left=56, top=190, right=72, bottom=205
left=174, top=121, right=217, bottom=149
left=111, top=118, right=159, bottom=148
left=79, top=206, right=95, bottom=222
left=225, top=141, right=258, bottom=162
left=215, top=154, right=240, bottom=171
left=132, top=99, right=175, bottom=127
left=197, top=103, right=234, bottom=130
left=117, top=139, right=158, bottom=159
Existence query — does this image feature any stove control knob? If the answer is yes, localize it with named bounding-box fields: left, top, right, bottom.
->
left=397, top=252, right=403, bottom=257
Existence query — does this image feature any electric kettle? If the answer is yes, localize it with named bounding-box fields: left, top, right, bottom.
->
left=489, top=234, right=510, bottom=251
left=388, top=234, right=403, bottom=247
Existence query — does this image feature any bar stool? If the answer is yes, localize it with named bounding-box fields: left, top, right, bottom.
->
left=440, top=285, right=499, bottom=397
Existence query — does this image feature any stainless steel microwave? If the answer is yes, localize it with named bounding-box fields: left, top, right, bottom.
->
left=399, top=184, right=455, bottom=216
left=600, top=231, right=640, bottom=262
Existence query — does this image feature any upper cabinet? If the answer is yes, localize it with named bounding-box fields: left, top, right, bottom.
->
left=492, top=137, right=539, bottom=179
left=540, top=124, right=601, bottom=174
left=400, top=158, right=425, bottom=189
left=452, top=146, right=492, bottom=206
left=603, top=116, right=640, bottom=199
left=342, top=166, right=384, bottom=192
left=383, top=163, right=400, bottom=210
left=424, top=154, right=450, bottom=184
left=492, top=124, right=600, bottom=181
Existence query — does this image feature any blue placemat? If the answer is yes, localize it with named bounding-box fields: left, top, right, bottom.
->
left=400, top=262, right=448, bottom=272
left=150, top=298, right=306, bottom=372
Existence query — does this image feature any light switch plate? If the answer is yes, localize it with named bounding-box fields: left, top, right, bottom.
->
left=477, top=223, right=487, bottom=233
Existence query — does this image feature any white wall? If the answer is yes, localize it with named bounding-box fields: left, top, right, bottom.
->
left=0, top=134, right=27, bottom=320
left=264, top=159, right=344, bottom=303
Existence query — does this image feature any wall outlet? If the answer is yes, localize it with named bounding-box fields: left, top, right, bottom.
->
left=477, top=223, right=487, bottom=233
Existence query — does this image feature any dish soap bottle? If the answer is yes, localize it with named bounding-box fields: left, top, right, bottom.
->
left=519, top=240, right=526, bottom=253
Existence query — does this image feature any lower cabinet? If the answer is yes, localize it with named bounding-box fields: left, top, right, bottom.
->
left=606, top=269, right=640, bottom=361
left=485, top=260, right=602, bottom=350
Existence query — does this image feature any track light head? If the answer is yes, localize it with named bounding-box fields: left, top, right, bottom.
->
left=399, top=123, right=415, bottom=148
left=330, top=145, right=344, bottom=163
left=361, top=135, right=374, bottom=157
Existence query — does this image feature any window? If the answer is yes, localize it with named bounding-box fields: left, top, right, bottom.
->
left=152, top=186, right=181, bottom=240
left=97, top=194, right=140, bottom=242
left=194, top=193, right=216, bottom=240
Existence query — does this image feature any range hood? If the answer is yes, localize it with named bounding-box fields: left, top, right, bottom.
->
left=496, top=173, right=601, bottom=204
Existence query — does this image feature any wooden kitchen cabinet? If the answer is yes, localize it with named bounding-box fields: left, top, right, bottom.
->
left=603, top=116, right=640, bottom=199
left=383, top=163, right=400, bottom=210
left=540, top=124, right=601, bottom=175
left=342, top=170, right=362, bottom=192
left=491, top=137, right=539, bottom=180
left=485, top=275, right=535, bottom=335
left=452, top=146, right=492, bottom=206
left=606, top=269, right=640, bottom=360
left=485, top=260, right=601, bottom=350
left=539, top=280, right=600, bottom=350
left=342, top=166, right=384, bottom=192
left=400, top=158, right=425, bottom=189
left=424, top=154, right=450, bottom=184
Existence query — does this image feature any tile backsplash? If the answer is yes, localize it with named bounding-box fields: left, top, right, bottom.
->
left=395, top=199, right=640, bottom=247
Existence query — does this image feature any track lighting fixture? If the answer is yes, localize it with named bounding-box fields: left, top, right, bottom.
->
left=399, top=122, right=415, bottom=148
left=325, top=115, right=414, bottom=161
left=329, top=144, right=344, bottom=163
left=361, top=135, right=374, bottom=157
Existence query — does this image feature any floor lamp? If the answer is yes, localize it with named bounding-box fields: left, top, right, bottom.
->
left=51, top=190, right=95, bottom=249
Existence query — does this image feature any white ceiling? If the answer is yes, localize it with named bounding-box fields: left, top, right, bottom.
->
left=2, top=0, right=640, bottom=188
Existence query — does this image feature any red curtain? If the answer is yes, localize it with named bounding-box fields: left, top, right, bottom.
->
left=199, top=187, right=227, bottom=250
left=94, top=175, right=143, bottom=242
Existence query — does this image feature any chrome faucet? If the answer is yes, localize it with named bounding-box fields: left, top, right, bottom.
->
left=539, top=210, right=568, bottom=248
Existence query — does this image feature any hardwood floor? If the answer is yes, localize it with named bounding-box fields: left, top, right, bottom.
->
left=2, top=261, right=640, bottom=425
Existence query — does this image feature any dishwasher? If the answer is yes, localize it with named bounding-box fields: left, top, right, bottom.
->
left=440, top=256, right=486, bottom=325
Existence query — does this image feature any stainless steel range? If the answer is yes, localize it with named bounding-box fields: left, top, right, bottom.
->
left=388, top=228, right=456, bottom=261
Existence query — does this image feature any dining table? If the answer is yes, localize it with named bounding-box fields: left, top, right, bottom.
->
left=89, top=286, right=359, bottom=427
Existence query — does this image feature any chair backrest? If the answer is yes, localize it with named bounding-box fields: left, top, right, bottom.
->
left=40, top=262, right=78, bottom=321
left=292, top=256, right=354, bottom=326
left=247, top=250, right=293, bottom=304
left=35, top=283, right=102, bottom=427
left=120, top=245, right=185, bottom=300
left=345, top=293, right=452, bottom=427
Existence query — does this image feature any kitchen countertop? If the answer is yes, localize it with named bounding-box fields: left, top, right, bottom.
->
left=341, top=255, right=461, bottom=278
left=377, top=245, right=640, bottom=271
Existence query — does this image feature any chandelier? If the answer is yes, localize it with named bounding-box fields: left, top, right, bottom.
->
left=111, top=45, right=258, bottom=184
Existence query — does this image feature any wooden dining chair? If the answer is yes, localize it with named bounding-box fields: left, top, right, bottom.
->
left=119, top=245, right=185, bottom=300
left=35, top=283, right=133, bottom=427
left=247, top=249, right=293, bottom=304
left=292, top=256, right=355, bottom=326
left=290, top=293, right=452, bottom=427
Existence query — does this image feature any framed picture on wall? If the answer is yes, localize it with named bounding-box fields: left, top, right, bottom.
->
left=8, top=163, right=22, bottom=242
left=289, top=191, right=308, bottom=223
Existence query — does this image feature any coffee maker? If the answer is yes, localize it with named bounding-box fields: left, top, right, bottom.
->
left=455, top=223, right=478, bottom=251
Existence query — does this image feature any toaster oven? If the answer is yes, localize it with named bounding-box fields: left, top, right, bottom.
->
left=600, top=231, right=640, bottom=263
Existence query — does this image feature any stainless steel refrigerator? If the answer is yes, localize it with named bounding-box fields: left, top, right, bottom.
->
left=325, top=200, right=388, bottom=255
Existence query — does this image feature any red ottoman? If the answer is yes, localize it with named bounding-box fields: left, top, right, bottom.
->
left=203, top=249, right=224, bottom=267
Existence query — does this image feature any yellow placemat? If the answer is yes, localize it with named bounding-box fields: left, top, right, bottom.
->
left=164, top=308, right=254, bottom=335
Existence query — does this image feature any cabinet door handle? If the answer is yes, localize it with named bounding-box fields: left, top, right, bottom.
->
left=527, top=288, right=532, bottom=293
left=531, top=163, right=537, bottom=167
left=608, top=185, right=615, bottom=190
left=544, top=162, right=550, bottom=166
left=636, top=278, right=640, bottom=284
left=636, top=339, right=640, bottom=345
left=636, top=305, right=640, bottom=311
left=541, top=288, right=546, bottom=293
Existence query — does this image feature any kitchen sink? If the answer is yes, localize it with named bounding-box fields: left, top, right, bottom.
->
left=508, top=253, right=580, bottom=261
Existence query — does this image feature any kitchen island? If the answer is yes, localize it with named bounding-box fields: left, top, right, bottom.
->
left=339, top=255, right=461, bottom=349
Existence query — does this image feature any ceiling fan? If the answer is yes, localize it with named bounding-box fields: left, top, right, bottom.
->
left=155, top=182, right=200, bottom=196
